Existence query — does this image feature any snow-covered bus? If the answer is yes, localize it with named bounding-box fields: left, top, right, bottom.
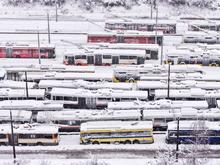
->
left=154, top=88, right=220, bottom=108
left=38, top=80, right=133, bottom=91
left=0, top=88, right=45, bottom=100
left=63, top=49, right=146, bottom=66
left=105, top=19, right=176, bottom=34
left=37, top=110, right=141, bottom=132
left=166, top=120, right=220, bottom=144
left=0, top=80, right=36, bottom=89
left=49, top=88, right=148, bottom=109
left=80, top=121, right=154, bottom=144
left=0, top=123, right=59, bottom=146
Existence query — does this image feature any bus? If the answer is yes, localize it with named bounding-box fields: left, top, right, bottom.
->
left=49, top=88, right=148, bottom=109
left=166, top=120, right=220, bottom=144
left=105, top=19, right=177, bottom=34
left=154, top=88, right=220, bottom=108
left=83, top=43, right=159, bottom=60
left=63, top=49, right=146, bottom=66
left=0, top=123, right=59, bottom=146
left=0, top=80, right=36, bottom=89
left=38, top=80, right=133, bottom=91
left=0, top=43, right=55, bottom=58
left=37, top=110, right=141, bottom=132
left=0, top=88, right=45, bottom=100
left=80, top=120, right=154, bottom=144
left=107, top=99, right=209, bottom=110
left=87, top=31, right=163, bottom=46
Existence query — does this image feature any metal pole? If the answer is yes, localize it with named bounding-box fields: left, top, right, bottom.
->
left=150, top=0, right=153, bottom=19
left=56, top=2, right=58, bottom=22
left=155, top=5, right=158, bottom=45
left=25, top=71, right=29, bottom=99
left=47, top=13, right=51, bottom=44
left=160, top=37, right=163, bottom=65
left=167, top=64, right=170, bottom=99
left=10, top=110, right=16, bottom=160
left=176, top=117, right=180, bottom=162
left=37, top=31, right=41, bottom=65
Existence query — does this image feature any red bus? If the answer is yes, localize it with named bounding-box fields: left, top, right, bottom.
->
left=0, top=43, right=55, bottom=58
left=87, top=31, right=163, bottom=45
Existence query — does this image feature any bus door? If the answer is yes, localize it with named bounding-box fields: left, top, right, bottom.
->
left=78, top=97, right=86, bottom=108
left=117, top=35, right=124, bottom=43
left=202, top=56, right=209, bottom=66
left=68, top=56, right=75, bottom=65
left=6, top=47, right=13, bottom=58
left=87, top=55, right=94, bottom=64
left=137, top=57, right=145, bottom=64
left=86, top=97, right=96, bottom=109
left=151, top=50, right=158, bottom=60
left=9, top=134, right=18, bottom=145
left=112, top=56, right=119, bottom=64
left=95, top=54, right=102, bottom=65
left=206, top=98, right=216, bottom=108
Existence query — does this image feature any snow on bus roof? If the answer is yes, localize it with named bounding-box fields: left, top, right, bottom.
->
left=105, top=18, right=177, bottom=24
left=80, top=120, right=153, bottom=132
left=0, top=80, right=36, bottom=89
left=0, top=88, right=45, bottom=98
left=0, top=42, right=55, bottom=48
left=0, top=123, right=58, bottom=134
left=50, top=88, right=148, bottom=99
left=0, top=110, right=32, bottom=121
left=84, top=43, right=159, bottom=50
left=21, top=72, right=113, bottom=81
left=187, top=20, right=219, bottom=26
left=0, top=100, right=63, bottom=111
left=37, top=110, right=141, bottom=121
left=88, top=30, right=163, bottom=36
left=107, top=100, right=208, bottom=110
left=39, top=80, right=133, bottom=90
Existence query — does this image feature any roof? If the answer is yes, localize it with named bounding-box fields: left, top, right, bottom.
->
left=0, top=110, right=32, bottom=121
left=0, top=80, right=36, bottom=89
left=80, top=120, right=153, bottom=132
left=50, top=88, right=148, bottom=99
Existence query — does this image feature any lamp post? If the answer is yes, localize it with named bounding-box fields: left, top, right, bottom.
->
left=47, top=13, right=51, bottom=44
left=10, top=110, right=16, bottom=160
left=176, top=117, right=180, bottom=162
left=37, top=31, right=41, bottom=65
left=167, top=64, right=170, bottom=99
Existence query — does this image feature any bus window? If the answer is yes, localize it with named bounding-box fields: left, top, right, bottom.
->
left=129, top=56, right=137, bottom=59
left=120, top=56, right=128, bottom=59
left=75, top=55, right=81, bottom=59
left=103, top=55, right=111, bottom=59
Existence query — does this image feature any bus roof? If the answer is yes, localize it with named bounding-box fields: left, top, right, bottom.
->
left=50, top=88, right=148, bottom=99
left=105, top=18, right=176, bottom=24
left=0, top=110, right=32, bottom=121
left=0, top=80, right=36, bottom=89
left=80, top=120, right=153, bottom=132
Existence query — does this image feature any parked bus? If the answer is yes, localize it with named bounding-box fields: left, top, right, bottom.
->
left=63, top=49, right=146, bottom=66
left=0, top=88, right=45, bottom=100
left=87, top=31, right=163, bottom=46
left=0, top=43, right=55, bottom=58
left=166, top=120, right=220, bottom=144
left=105, top=19, right=176, bottom=34
left=0, top=80, right=36, bottom=89
left=50, top=88, right=148, bottom=109
left=37, top=110, right=141, bottom=132
left=38, top=80, right=133, bottom=91
left=83, top=43, right=159, bottom=60
left=0, top=123, right=59, bottom=146
left=80, top=120, right=154, bottom=144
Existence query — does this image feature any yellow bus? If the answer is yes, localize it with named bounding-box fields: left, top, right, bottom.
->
left=80, top=120, right=153, bottom=144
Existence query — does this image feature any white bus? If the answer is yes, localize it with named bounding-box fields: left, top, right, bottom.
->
left=50, top=88, right=148, bottom=109
left=38, top=80, right=133, bottom=91
left=63, top=49, right=146, bottom=66
left=0, top=123, right=59, bottom=146
left=80, top=121, right=154, bottom=144
left=0, top=80, right=36, bottom=89
left=37, top=110, right=141, bottom=132
left=0, top=88, right=45, bottom=100
left=107, top=99, right=208, bottom=110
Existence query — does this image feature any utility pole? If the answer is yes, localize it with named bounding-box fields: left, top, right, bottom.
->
left=55, top=1, right=58, bottom=22
left=176, top=117, right=180, bottom=162
left=10, top=110, right=16, bottom=160
left=150, top=0, right=153, bottom=19
left=47, top=13, right=51, bottom=44
left=155, top=4, right=158, bottom=45
left=25, top=71, right=29, bottom=99
left=167, top=64, right=170, bottom=99
left=160, top=37, right=163, bottom=65
left=37, top=31, right=41, bottom=65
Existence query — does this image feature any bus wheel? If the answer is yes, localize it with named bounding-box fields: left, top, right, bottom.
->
left=104, top=63, right=110, bottom=66
left=37, top=142, right=44, bottom=146
left=92, top=141, right=99, bottom=145
left=16, top=55, right=20, bottom=58
left=133, top=140, right=140, bottom=144
left=114, top=141, right=120, bottom=145
left=124, top=140, right=131, bottom=144
left=76, top=63, right=82, bottom=66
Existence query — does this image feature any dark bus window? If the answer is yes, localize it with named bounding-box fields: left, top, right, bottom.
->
left=103, top=55, right=111, bottom=59
left=120, top=56, right=128, bottom=59
left=129, top=56, right=137, bottom=59
left=75, top=55, right=81, bottom=59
